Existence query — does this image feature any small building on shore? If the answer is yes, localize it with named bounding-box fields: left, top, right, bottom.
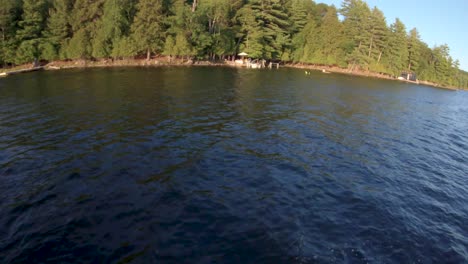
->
left=400, top=71, right=417, bottom=81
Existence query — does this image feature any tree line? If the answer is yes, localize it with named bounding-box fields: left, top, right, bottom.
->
left=1, top=0, right=467, bottom=88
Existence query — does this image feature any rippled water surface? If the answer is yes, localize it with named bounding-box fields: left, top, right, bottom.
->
left=0, top=67, right=467, bottom=263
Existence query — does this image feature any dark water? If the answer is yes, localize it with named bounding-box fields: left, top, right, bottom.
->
left=0, top=67, right=467, bottom=263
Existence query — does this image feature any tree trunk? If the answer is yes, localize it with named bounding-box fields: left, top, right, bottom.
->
left=146, top=48, right=151, bottom=61
left=368, top=36, right=373, bottom=58
left=377, top=51, right=382, bottom=64
left=192, top=0, right=197, bottom=12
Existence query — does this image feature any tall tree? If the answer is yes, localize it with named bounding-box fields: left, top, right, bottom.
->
left=407, top=28, right=421, bottom=72
left=340, top=0, right=372, bottom=70
left=93, top=0, right=136, bottom=58
left=367, top=7, right=387, bottom=69
left=288, top=0, right=309, bottom=34
left=131, top=0, right=165, bottom=60
left=67, top=0, right=105, bottom=59
left=0, top=0, right=20, bottom=65
left=315, top=6, right=345, bottom=66
left=43, top=0, right=72, bottom=60
left=15, top=0, right=48, bottom=64
left=386, top=18, right=408, bottom=76
left=237, top=0, right=291, bottom=60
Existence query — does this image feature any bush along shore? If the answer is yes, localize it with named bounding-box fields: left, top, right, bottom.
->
left=1, top=0, right=467, bottom=89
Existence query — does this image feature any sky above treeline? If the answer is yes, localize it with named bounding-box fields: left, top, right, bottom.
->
left=316, top=0, right=468, bottom=71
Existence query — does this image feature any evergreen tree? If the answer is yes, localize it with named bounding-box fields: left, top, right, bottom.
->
left=367, top=7, right=387, bottom=70
left=0, top=0, right=20, bottom=65
left=386, top=18, right=409, bottom=76
left=237, top=0, right=291, bottom=60
left=407, top=28, right=421, bottom=72
left=16, top=0, right=48, bottom=64
left=315, top=6, right=345, bottom=66
left=93, top=0, right=136, bottom=58
left=293, top=19, right=318, bottom=63
left=44, top=0, right=72, bottom=60
left=67, top=0, right=105, bottom=59
left=131, top=0, right=165, bottom=60
left=288, top=0, right=309, bottom=33
left=236, top=3, right=263, bottom=58
left=112, top=36, right=138, bottom=58
left=340, top=0, right=372, bottom=70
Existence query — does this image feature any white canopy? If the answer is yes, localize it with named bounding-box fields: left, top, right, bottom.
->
left=238, top=52, right=248, bottom=56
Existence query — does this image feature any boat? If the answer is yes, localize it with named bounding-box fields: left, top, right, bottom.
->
left=0, top=72, right=8, bottom=77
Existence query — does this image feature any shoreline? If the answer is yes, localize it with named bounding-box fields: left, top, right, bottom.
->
left=1, top=58, right=461, bottom=91
left=283, top=63, right=459, bottom=91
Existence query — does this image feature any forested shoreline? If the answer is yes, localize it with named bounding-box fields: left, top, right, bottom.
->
left=1, top=0, right=467, bottom=88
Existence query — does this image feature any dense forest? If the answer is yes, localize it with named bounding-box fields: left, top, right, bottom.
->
left=1, top=0, right=467, bottom=88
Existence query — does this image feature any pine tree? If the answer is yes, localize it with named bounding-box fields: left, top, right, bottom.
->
left=407, top=28, right=421, bottom=72
left=288, top=0, right=308, bottom=33
left=294, top=19, right=318, bottom=63
left=237, top=0, right=291, bottom=60
left=130, top=0, right=165, bottom=60
left=236, top=3, right=263, bottom=58
left=367, top=7, right=387, bottom=69
left=112, top=36, right=138, bottom=58
left=315, top=6, right=345, bottom=66
left=386, top=18, right=409, bottom=76
left=15, top=0, right=48, bottom=64
left=340, top=0, right=372, bottom=70
left=0, top=0, right=20, bottom=65
left=93, top=0, right=136, bottom=58
left=67, top=0, right=105, bottom=59
left=44, top=0, right=72, bottom=60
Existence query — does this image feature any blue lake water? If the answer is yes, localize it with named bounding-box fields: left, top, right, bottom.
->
left=0, top=67, right=467, bottom=263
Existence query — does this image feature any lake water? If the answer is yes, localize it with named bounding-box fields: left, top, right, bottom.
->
left=0, top=67, right=467, bottom=263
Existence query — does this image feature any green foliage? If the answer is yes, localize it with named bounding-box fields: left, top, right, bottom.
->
left=66, top=29, right=92, bottom=59
left=93, top=0, right=135, bottom=58
left=112, top=36, right=138, bottom=58
left=131, top=0, right=165, bottom=60
left=40, top=42, right=59, bottom=61
left=385, top=18, right=409, bottom=76
left=237, top=0, right=291, bottom=60
left=15, top=0, right=48, bottom=62
left=407, top=28, right=421, bottom=71
left=44, top=0, right=72, bottom=60
left=0, top=0, right=21, bottom=65
left=15, top=40, right=39, bottom=64
left=0, top=0, right=465, bottom=89
left=174, top=32, right=193, bottom=57
left=67, top=0, right=105, bottom=59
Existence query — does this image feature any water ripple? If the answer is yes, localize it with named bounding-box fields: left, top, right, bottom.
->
left=0, top=67, right=467, bottom=263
